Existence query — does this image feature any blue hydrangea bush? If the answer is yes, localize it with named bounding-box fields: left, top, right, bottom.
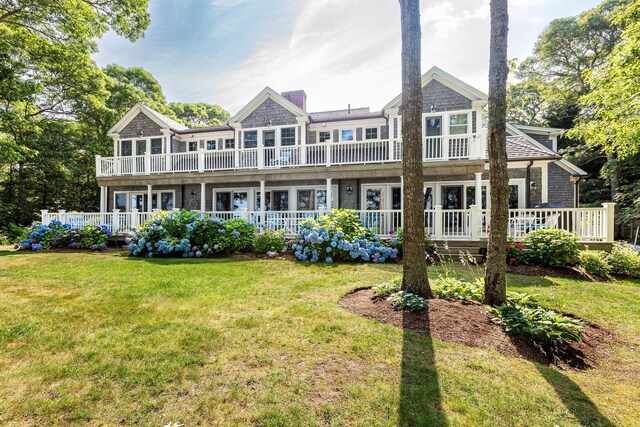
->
left=16, top=221, right=111, bottom=251
left=127, top=210, right=256, bottom=258
left=291, top=209, right=398, bottom=264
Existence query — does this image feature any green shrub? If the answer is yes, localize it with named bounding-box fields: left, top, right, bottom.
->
left=578, top=250, right=611, bottom=277
left=387, top=291, right=427, bottom=312
left=253, top=229, right=286, bottom=254
left=608, top=244, right=640, bottom=278
left=433, top=277, right=483, bottom=301
left=17, top=221, right=112, bottom=251
left=506, top=241, right=527, bottom=265
left=489, top=292, right=582, bottom=342
left=1, top=224, right=27, bottom=245
left=372, top=277, right=402, bottom=298
left=522, top=228, right=579, bottom=267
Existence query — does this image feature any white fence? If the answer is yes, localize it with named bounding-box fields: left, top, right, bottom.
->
left=96, top=134, right=486, bottom=177
left=41, top=204, right=615, bottom=242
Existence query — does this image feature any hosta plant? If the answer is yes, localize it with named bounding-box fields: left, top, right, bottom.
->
left=432, top=277, right=483, bottom=301
left=372, top=277, right=402, bottom=298
left=387, top=291, right=427, bottom=312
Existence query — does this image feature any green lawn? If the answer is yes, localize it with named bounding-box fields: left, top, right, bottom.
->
left=0, top=248, right=638, bottom=426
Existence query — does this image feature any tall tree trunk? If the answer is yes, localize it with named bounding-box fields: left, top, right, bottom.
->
left=484, top=0, right=509, bottom=306
left=400, top=0, right=432, bottom=298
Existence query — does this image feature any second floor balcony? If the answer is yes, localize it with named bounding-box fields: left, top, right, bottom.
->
left=96, top=132, right=486, bottom=177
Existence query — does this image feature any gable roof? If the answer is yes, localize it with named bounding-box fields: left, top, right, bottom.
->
left=384, top=66, right=488, bottom=110
left=513, top=124, right=563, bottom=136
left=507, top=123, right=587, bottom=176
left=108, top=103, right=187, bottom=135
left=230, top=87, right=308, bottom=124
left=506, top=135, right=559, bottom=160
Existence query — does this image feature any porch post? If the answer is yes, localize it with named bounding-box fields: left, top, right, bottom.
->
left=470, top=204, right=480, bottom=241
left=147, top=184, right=153, bottom=212
left=434, top=205, right=443, bottom=240
left=131, top=208, right=139, bottom=229
left=603, top=202, right=616, bottom=242
left=100, top=186, right=106, bottom=213
left=326, top=178, right=332, bottom=210
left=200, top=182, right=206, bottom=212
left=259, top=180, right=266, bottom=232
left=475, top=172, right=482, bottom=208
left=40, top=210, right=49, bottom=225
left=400, top=176, right=404, bottom=210
left=96, top=155, right=102, bottom=177
left=58, top=210, right=67, bottom=225
left=112, top=209, right=120, bottom=235
left=541, top=163, right=549, bottom=203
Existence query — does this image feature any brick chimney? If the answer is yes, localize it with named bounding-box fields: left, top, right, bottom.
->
left=281, top=90, right=307, bottom=111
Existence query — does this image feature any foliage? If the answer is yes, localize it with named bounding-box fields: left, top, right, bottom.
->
left=16, top=221, right=111, bottom=251
left=608, top=244, right=640, bottom=278
left=432, top=277, right=484, bottom=302
left=578, top=250, right=612, bottom=277
left=169, top=102, right=231, bottom=128
left=387, top=291, right=428, bottom=312
left=127, top=210, right=256, bottom=258
left=489, top=292, right=582, bottom=342
left=0, top=224, right=27, bottom=244
left=372, top=277, right=402, bottom=298
left=522, top=228, right=579, bottom=267
left=506, top=241, right=527, bottom=265
left=385, top=228, right=437, bottom=255
left=291, top=209, right=398, bottom=264
left=253, top=229, right=286, bottom=254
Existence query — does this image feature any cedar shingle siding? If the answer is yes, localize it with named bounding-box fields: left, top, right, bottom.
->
left=120, top=112, right=164, bottom=138
left=422, top=80, right=472, bottom=112
left=548, top=163, right=575, bottom=207
left=241, top=98, right=297, bottom=128
left=523, top=132, right=554, bottom=151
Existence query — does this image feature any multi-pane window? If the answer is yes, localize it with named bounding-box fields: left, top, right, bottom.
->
left=318, top=131, right=331, bottom=143
left=297, top=190, right=315, bottom=211
left=281, top=127, right=296, bottom=146
left=393, top=118, right=399, bottom=138
left=425, top=117, right=442, bottom=136
left=509, top=185, right=519, bottom=209
left=449, top=114, right=468, bottom=135
left=225, top=139, right=235, bottom=149
left=341, top=129, right=354, bottom=141
left=150, top=138, right=163, bottom=154
left=264, top=130, right=275, bottom=147
left=188, top=141, right=198, bottom=152
left=365, top=128, right=378, bottom=140
left=206, top=140, right=217, bottom=150
left=120, top=140, right=132, bottom=156
left=244, top=131, right=257, bottom=149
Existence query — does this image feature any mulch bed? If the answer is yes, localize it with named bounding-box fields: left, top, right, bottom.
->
left=340, top=288, right=615, bottom=370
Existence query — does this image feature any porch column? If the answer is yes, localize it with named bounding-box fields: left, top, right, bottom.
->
left=260, top=180, right=266, bottom=211
left=200, top=182, right=206, bottom=212
left=541, top=163, right=549, bottom=203
left=99, top=186, right=106, bottom=213
left=326, top=178, right=332, bottom=210
left=147, top=184, right=153, bottom=212
left=475, top=172, right=482, bottom=208
left=400, top=176, right=404, bottom=210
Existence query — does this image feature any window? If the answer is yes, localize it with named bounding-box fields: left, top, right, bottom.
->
left=393, top=118, right=399, bottom=139
left=206, top=140, right=217, bottom=150
left=318, top=131, right=331, bottom=143
left=233, top=192, right=248, bottom=211
left=297, top=190, right=315, bottom=211
left=256, top=191, right=271, bottom=211
left=115, top=193, right=127, bottom=211
left=263, top=130, right=275, bottom=147
left=272, top=190, right=289, bottom=211
left=365, top=188, right=383, bottom=210
left=225, top=139, right=235, bottom=149
left=509, top=185, right=519, bottom=209
left=160, top=192, right=174, bottom=210
left=150, top=138, right=163, bottom=155
left=316, top=190, right=327, bottom=209
left=341, top=129, right=354, bottom=141
left=136, top=140, right=146, bottom=155
left=365, top=128, right=378, bottom=140
left=244, top=131, right=257, bottom=149
left=449, top=114, right=468, bottom=135
left=188, top=141, right=198, bottom=152
left=466, top=186, right=487, bottom=209
left=425, top=117, right=442, bottom=136
left=424, top=187, right=433, bottom=210
left=120, top=140, right=132, bottom=157
left=216, top=192, right=231, bottom=211
left=392, top=187, right=402, bottom=210
left=281, top=127, right=296, bottom=146
left=441, top=186, right=463, bottom=209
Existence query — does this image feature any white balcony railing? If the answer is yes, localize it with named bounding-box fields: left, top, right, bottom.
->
left=96, top=133, right=486, bottom=177
left=41, top=203, right=615, bottom=243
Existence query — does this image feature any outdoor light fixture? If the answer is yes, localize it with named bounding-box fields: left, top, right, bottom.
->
left=190, top=190, right=196, bottom=198
left=346, top=186, right=353, bottom=195
left=430, top=104, right=437, bottom=113
left=266, top=119, right=272, bottom=127
left=137, top=131, right=144, bottom=137
left=530, top=181, right=537, bottom=190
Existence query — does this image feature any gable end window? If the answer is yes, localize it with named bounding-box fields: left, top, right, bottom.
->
left=244, top=131, right=257, bottom=149
left=281, top=127, right=296, bottom=146
left=365, top=128, right=378, bottom=140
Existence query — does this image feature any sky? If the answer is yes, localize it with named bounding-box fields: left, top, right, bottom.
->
left=93, top=0, right=602, bottom=114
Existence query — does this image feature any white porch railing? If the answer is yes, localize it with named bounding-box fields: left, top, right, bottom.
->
left=41, top=203, right=615, bottom=242
left=96, top=134, right=485, bottom=177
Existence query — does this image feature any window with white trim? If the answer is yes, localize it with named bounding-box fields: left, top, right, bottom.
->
left=225, top=138, right=235, bottom=149
left=120, top=140, right=132, bottom=156
left=341, top=129, right=354, bottom=141
left=449, top=114, right=469, bottom=135
left=365, top=128, right=378, bottom=140
left=150, top=138, right=163, bottom=154
left=281, top=127, right=296, bottom=146
left=188, top=141, right=198, bottom=152
left=318, top=131, right=331, bottom=143
left=206, top=140, right=217, bottom=150
left=244, top=131, right=257, bottom=149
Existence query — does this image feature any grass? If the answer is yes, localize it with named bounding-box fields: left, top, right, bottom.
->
left=0, top=247, right=638, bottom=426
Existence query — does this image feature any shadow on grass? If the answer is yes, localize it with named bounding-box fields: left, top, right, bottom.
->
left=535, top=364, right=615, bottom=427
left=506, top=274, right=557, bottom=288
left=399, top=310, right=449, bottom=426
